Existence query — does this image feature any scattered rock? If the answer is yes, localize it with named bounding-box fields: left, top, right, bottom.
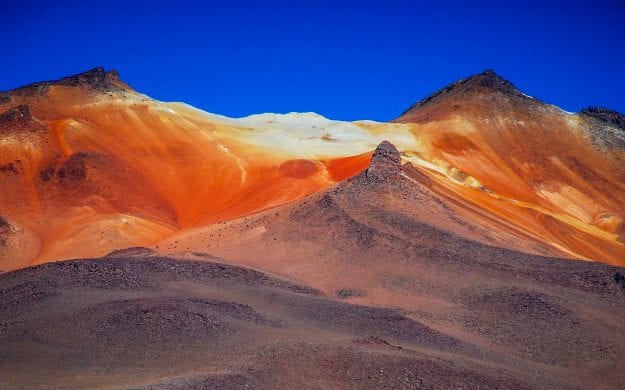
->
left=336, top=289, right=366, bottom=299
left=0, top=105, right=31, bottom=123
left=0, top=105, right=33, bottom=133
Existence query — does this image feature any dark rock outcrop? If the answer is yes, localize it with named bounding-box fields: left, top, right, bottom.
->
left=0, top=161, right=20, bottom=175
left=55, top=67, right=121, bottom=90
left=580, top=107, right=625, bottom=130
left=57, top=152, right=89, bottom=181
left=459, top=69, right=519, bottom=94
left=0, top=104, right=50, bottom=136
left=366, top=141, right=401, bottom=181
left=0, top=67, right=131, bottom=99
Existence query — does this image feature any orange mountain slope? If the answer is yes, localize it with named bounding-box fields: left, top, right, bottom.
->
left=394, top=70, right=625, bottom=264
left=0, top=68, right=624, bottom=270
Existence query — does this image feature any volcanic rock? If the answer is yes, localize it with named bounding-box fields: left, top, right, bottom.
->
left=581, top=106, right=625, bottom=130
left=0, top=67, right=130, bottom=100
left=365, top=141, right=401, bottom=181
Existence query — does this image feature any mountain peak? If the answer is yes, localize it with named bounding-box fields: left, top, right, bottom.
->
left=464, top=69, right=516, bottom=91
left=366, top=141, right=401, bottom=181
left=580, top=107, right=625, bottom=130
left=55, top=67, right=121, bottom=89
left=396, top=69, right=533, bottom=120
left=0, top=67, right=132, bottom=99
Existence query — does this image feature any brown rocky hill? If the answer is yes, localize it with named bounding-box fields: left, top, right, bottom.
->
left=1, top=144, right=624, bottom=388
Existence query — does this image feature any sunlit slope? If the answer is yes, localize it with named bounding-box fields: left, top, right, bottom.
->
left=0, top=69, right=416, bottom=267
left=158, top=71, right=625, bottom=266
left=395, top=70, right=625, bottom=264
left=1, top=68, right=624, bottom=269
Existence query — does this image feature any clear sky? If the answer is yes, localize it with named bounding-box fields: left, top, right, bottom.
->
left=1, top=0, right=624, bottom=121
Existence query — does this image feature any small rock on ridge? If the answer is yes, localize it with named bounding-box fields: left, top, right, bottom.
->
left=366, top=141, right=401, bottom=181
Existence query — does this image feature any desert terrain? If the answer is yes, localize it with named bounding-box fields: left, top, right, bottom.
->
left=1, top=68, right=624, bottom=389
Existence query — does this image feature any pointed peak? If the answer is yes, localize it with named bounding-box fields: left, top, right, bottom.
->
left=366, top=141, right=401, bottom=181
left=396, top=69, right=535, bottom=121
left=461, top=69, right=519, bottom=93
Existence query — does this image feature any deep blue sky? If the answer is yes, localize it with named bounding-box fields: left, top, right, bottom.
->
left=1, top=1, right=624, bottom=121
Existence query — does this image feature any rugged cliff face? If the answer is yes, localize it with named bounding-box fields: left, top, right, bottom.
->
left=0, top=68, right=624, bottom=269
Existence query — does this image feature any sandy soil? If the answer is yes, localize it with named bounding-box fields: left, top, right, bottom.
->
left=1, top=253, right=623, bottom=389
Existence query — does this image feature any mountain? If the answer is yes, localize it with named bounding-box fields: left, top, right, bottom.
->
left=1, top=68, right=625, bottom=388
left=1, top=142, right=624, bottom=389
left=1, top=68, right=623, bottom=269
left=0, top=68, right=383, bottom=268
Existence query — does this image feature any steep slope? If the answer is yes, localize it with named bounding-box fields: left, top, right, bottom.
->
left=0, top=69, right=414, bottom=268
left=3, top=144, right=622, bottom=388
left=156, top=143, right=625, bottom=388
left=2, top=69, right=625, bottom=389
left=393, top=70, right=625, bottom=263
left=1, top=68, right=624, bottom=270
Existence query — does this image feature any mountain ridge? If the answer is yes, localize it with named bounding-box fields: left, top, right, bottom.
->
left=3, top=67, right=625, bottom=123
left=1, top=68, right=625, bottom=388
left=0, top=68, right=624, bottom=269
